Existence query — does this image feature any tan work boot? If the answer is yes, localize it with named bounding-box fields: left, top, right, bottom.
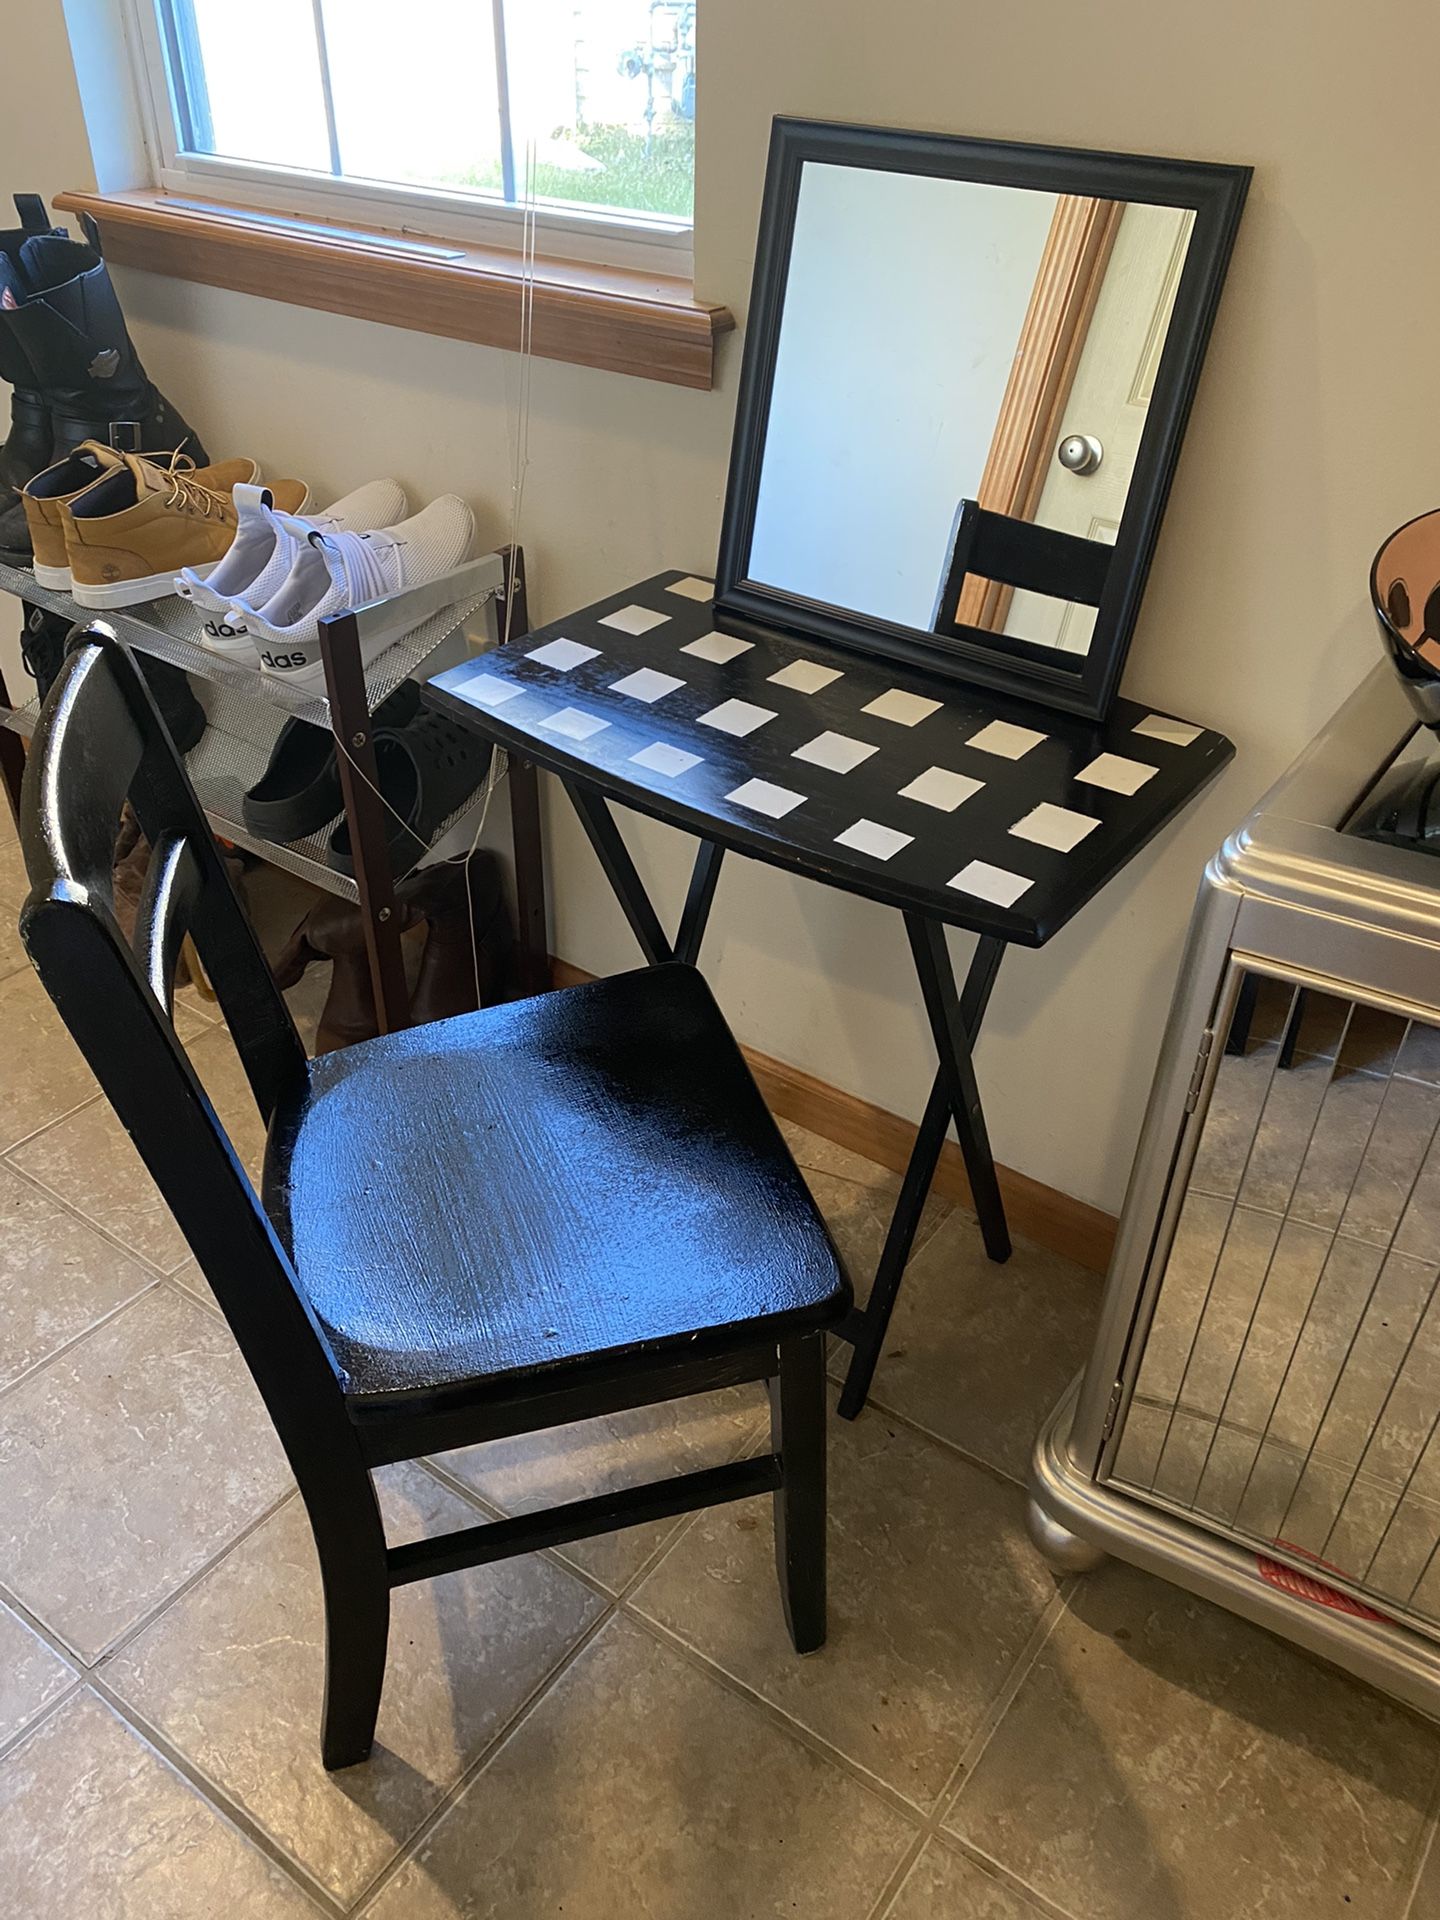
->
left=65, top=452, right=307, bottom=609
left=22, top=440, right=262, bottom=590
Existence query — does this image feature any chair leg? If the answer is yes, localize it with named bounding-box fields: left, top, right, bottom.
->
left=312, top=1494, right=392, bottom=1771
left=769, top=1335, right=828, bottom=1654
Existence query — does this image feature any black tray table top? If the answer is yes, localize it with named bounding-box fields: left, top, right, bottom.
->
left=427, top=570, right=1233, bottom=947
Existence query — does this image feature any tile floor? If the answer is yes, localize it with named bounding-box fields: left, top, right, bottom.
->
left=3, top=817, right=1440, bottom=1918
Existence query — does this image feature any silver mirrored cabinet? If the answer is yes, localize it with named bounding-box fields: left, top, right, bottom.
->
left=1032, top=663, right=1440, bottom=1715
left=716, top=120, right=1248, bottom=718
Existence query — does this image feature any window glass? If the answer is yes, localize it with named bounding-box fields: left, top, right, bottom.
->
left=181, top=0, right=332, bottom=174
left=160, top=0, right=696, bottom=227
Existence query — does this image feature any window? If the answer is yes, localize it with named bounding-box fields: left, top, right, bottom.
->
left=129, top=0, right=696, bottom=265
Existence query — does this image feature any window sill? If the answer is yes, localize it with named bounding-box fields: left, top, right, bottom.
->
left=54, top=189, right=734, bottom=391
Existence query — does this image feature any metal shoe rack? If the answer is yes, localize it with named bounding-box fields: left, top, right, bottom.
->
left=0, top=545, right=550, bottom=1028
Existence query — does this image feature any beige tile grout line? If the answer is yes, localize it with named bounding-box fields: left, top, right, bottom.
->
left=349, top=1463, right=747, bottom=1915
left=859, top=1587, right=1081, bottom=1920
left=0, top=1124, right=195, bottom=1283
left=0, top=1087, right=106, bottom=1162
left=0, top=1343, right=1060, bottom=1919
left=0, top=1087, right=1045, bottom=1912
left=85, top=1672, right=347, bottom=1918
left=0, top=1476, right=300, bottom=1681
left=0, top=1274, right=167, bottom=1408
left=413, top=1393, right=1075, bottom=1893
left=0, top=1670, right=83, bottom=1774
left=0, top=1486, right=341, bottom=1914
left=1399, top=1747, right=1440, bottom=1920
left=821, top=1378, right=1037, bottom=1494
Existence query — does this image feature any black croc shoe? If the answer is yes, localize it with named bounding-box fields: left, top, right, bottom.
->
left=243, top=719, right=340, bottom=842
left=327, top=706, right=493, bottom=877
left=243, top=679, right=422, bottom=843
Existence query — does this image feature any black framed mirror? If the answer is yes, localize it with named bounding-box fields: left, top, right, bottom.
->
left=715, top=119, right=1250, bottom=720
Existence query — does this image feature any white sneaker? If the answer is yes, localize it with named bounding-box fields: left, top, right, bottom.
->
left=240, top=495, right=476, bottom=694
left=177, top=478, right=408, bottom=662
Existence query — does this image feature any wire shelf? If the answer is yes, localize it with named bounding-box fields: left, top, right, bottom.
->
left=2, top=558, right=510, bottom=898
left=0, top=552, right=505, bottom=727
left=1110, top=971, right=1440, bottom=1642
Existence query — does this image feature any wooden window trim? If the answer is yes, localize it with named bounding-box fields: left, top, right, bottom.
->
left=54, top=189, right=735, bottom=391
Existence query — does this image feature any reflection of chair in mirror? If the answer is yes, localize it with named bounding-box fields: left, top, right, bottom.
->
left=932, top=496, right=1114, bottom=640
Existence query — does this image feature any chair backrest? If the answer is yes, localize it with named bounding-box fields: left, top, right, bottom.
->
left=933, top=496, right=1115, bottom=634
left=19, top=626, right=356, bottom=1472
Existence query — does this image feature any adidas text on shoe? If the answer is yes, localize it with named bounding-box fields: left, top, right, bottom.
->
left=179, top=477, right=406, bottom=663
left=246, top=495, right=474, bottom=695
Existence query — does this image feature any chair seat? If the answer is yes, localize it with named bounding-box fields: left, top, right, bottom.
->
left=263, top=964, right=847, bottom=1417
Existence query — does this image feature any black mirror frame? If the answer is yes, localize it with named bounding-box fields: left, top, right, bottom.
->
left=714, top=117, right=1250, bottom=721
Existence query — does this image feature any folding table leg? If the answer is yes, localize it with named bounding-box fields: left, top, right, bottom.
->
left=507, top=755, right=550, bottom=994
left=835, top=929, right=1008, bottom=1418
left=836, top=1066, right=951, bottom=1420
left=908, top=914, right=1011, bottom=1265
left=564, top=780, right=675, bottom=965
left=674, top=840, right=725, bottom=967
left=564, top=783, right=728, bottom=972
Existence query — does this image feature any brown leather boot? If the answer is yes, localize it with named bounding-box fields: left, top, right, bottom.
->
left=273, top=895, right=420, bottom=1052
left=402, top=853, right=517, bottom=1027
left=110, top=802, right=240, bottom=993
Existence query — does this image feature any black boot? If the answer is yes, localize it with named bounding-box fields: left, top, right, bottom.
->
left=0, top=196, right=64, bottom=506
left=0, top=214, right=206, bottom=560
left=16, top=601, right=206, bottom=752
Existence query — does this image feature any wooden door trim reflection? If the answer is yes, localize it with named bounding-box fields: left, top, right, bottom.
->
left=956, top=195, right=1123, bottom=632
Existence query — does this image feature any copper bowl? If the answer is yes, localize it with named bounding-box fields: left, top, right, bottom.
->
left=1372, top=507, right=1440, bottom=728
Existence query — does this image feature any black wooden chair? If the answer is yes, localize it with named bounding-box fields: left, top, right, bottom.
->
left=932, top=496, right=1114, bottom=635
left=19, top=625, right=849, bottom=1770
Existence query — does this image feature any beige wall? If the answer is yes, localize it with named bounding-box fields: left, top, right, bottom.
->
left=3, top=0, right=1424, bottom=1214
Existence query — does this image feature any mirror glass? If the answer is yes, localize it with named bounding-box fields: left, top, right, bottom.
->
left=746, top=162, right=1195, bottom=658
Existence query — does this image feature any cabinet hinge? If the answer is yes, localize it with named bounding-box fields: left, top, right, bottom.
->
left=1183, top=1027, right=1216, bottom=1114
left=1101, top=1379, right=1124, bottom=1441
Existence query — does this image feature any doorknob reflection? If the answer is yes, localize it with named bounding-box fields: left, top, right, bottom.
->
left=1057, top=433, right=1104, bottom=475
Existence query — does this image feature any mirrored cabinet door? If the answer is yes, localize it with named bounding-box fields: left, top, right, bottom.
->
left=1107, top=969, right=1440, bottom=1638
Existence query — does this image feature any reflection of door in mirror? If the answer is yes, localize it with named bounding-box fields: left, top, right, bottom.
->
left=747, top=165, right=1062, bottom=632
left=997, top=205, right=1196, bottom=655
left=745, top=164, right=1197, bottom=655
left=952, top=194, right=1122, bottom=635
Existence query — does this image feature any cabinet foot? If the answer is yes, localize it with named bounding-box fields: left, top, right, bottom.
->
left=1026, top=1498, right=1107, bottom=1575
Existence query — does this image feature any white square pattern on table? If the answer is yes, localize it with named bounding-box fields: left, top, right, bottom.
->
left=768, top=659, right=843, bottom=695
left=1010, top=802, right=1100, bottom=853
left=949, top=859, right=1034, bottom=908
left=791, top=731, right=877, bottom=775
left=682, top=630, right=753, bottom=665
left=1077, top=751, right=1157, bottom=795
left=835, top=819, right=913, bottom=861
left=1134, top=713, right=1203, bottom=747
left=454, top=670, right=522, bottom=709
left=600, top=604, right=670, bottom=635
left=526, top=637, right=599, bottom=671
left=968, top=719, right=1047, bottom=760
left=540, top=707, right=610, bottom=741
left=862, top=688, right=942, bottom=727
left=631, top=741, right=701, bottom=778
left=610, top=667, right=685, bottom=704
left=666, top=577, right=714, bottom=601
left=727, top=778, right=806, bottom=819
left=899, top=766, right=983, bottom=812
left=698, top=699, right=777, bottom=738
